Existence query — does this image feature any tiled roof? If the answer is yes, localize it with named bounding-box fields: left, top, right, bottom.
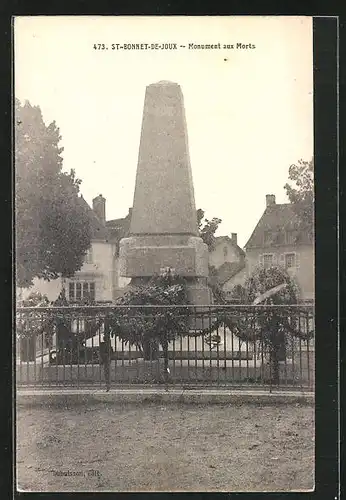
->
left=78, top=197, right=132, bottom=243
left=78, top=196, right=109, bottom=240
left=217, top=261, right=246, bottom=286
left=214, top=236, right=245, bottom=257
left=106, top=213, right=131, bottom=240
left=245, top=203, right=312, bottom=249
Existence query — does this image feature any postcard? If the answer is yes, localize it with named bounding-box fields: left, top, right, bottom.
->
left=15, top=16, right=315, bottom=492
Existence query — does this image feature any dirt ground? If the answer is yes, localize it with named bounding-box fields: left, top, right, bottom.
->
left=16, top=401, right=314, bottom=492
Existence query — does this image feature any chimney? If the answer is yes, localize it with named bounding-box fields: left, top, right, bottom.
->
left=92, top=194, right=106, bottom=224
left=231, top=233, right=237, bottom=245
left=266, top=194, right=276, bottom=207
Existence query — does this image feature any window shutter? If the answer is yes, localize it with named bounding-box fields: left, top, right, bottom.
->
left=68, top=282, right=74, bottom=301
left=76, top=283, right=82, bottom=302
left=295, top=253, right=300, bottom=269
left=279, top=254, right=285, bottom=267
left=272, top=253, right=278, bottom=266
left=259, top=254, right=264, bottom=266
left=90, top=282, right=96, bottom=302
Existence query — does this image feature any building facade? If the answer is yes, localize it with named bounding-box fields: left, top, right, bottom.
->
left=209, top=234, right=245, bottom=269
left=207, top=234, right=246, bottom=299
left=219, top=195, right=314, bottom=302
left=242, top=194, right=314, bottom=301
left=20, top=194, right=132, bottom=304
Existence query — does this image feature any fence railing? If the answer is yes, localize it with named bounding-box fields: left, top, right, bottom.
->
left=16, top=304, right=314, bottom=391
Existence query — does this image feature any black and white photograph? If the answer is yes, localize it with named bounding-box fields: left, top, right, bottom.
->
left=15, top=16, right=315, bottom=492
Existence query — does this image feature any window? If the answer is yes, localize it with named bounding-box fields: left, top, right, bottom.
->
left=68, top=281, right=96, bottom=303
left=264, top=231, right=273, bottom=244
left=263, top=254, right=273, bottom=267
left=275, top=232, right=285, bottom=244
left=286, top=230, right=296, bottom=244
left=85, top=247, right=93, bottom=264
left=260, top=253, right=274, bottom=268
left=223, top=246, right=228, bottom=257
left=285, top=253, right=296, bottom=269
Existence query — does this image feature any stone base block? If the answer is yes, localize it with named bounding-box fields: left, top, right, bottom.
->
left=124, top=246, right=196, bottom=276
left=119, top=235, right=209, bottom=278
left=186, top=282, right=211, bottom=306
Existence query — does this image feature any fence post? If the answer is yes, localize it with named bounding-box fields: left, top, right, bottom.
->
left=143, top=337, right=159, bottom=361
left=163, top=329, right=169, bottom=391
left=101, top=317, right=111, bottom=392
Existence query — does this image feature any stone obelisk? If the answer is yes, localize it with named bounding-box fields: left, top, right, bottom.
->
left=119, top=81, right=210, bottom=305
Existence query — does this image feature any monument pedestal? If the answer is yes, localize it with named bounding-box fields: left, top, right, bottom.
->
left=119, top=234, right=210, bottom=306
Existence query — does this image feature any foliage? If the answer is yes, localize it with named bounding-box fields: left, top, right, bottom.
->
left=197, top=208, right=222, bottom=251
left=227, top=284, right=247, bottom=304
left=16, top=289, right=101, bottom=352
left=197, top=208, right=224, bottom=303
left=238, top=266, right=302, bottom=338
left=244, top=265, right=299, bottom=305
left=196, top=208, right=204, bottom=231
left=107, top=270, right=191, bottom=357
left=20, top=291, right=51, bottom=308
left=224, top=266, right=306, bottom=340
left=200, top=266, right=313, bottom=383
left=16, top=291, right=53, bottom=339
left=231, top=267, right=313, bottom=382
left=15, top=99, right=92, bottom=288
left=204, top=332, right=222, bottom=349
left=206, top=264, right=224, bottom=304
left=284, top=158, right=314, bottom=237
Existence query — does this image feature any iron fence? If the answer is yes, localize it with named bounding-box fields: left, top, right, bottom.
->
left=16, top=304, right=314, bottom=391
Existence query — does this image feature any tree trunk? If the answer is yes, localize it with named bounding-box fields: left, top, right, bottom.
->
left=269, top=346, right=280, bottom=385
left=143, top=338, right=159, bottom=361
left=162, top=336, right=169, bottom=386
left=101, top=319, right=111, bottom=391
left=268, top=327, right=286, bottom=385
left=56, top=320, right=72, bottom=349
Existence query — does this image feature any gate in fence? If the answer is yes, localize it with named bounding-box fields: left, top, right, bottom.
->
left=16, top=304, right=315, bottom=391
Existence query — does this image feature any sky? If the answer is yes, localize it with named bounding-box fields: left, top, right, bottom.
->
left=14, top=16, right=313, bottom=248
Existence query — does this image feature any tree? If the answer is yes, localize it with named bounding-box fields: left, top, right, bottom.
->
left=243, top=266, right=299, bottom=305
left=240, top=266, right=299, bottom=384
left=108, top=270, right=190, bottom=370
left=196, top=208, right=205, bottom=231
left=197, top=208, right=222, bottom=251
left=203, top=266, right=313, bottom=384
left=15, top=99, right=92, bottom=288
left=227, top=284, right=247, bottom=304
left=197, top=208, right=223, bottom=302
left=284, top=158, right=314, bottom=237
left=226, top=266, right=314, bottom=384
left=16, top=291, right=52, bottom=361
